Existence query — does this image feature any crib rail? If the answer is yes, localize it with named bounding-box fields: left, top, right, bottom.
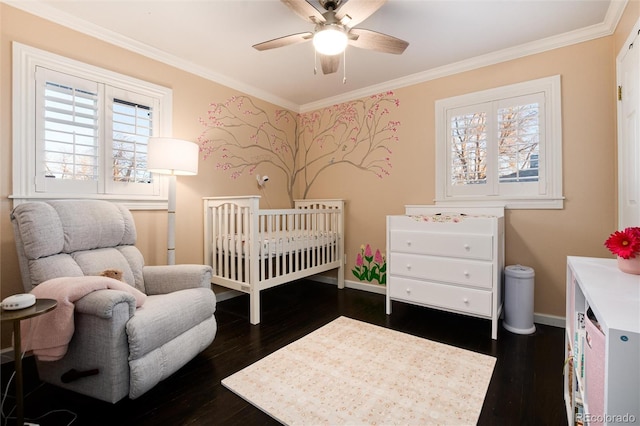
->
left=203, top=196, right=344, bottom=293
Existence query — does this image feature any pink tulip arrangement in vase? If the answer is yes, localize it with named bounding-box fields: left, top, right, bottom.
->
left=604, top=227, right=640, bottom=275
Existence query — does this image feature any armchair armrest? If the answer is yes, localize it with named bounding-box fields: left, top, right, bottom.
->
left=74, top=290, right=137, bottom=318
left=142, top=264, right=213, bottom=295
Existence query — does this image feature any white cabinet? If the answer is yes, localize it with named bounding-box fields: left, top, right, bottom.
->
left=564, top=256, right=640, bottom=426
left=386, top=206, right=504, bottom=339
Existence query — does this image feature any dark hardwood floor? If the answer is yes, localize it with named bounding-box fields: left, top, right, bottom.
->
left=1, top=280, right=567, bottom=425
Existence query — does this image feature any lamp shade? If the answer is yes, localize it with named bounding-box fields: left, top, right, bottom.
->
left=147, top=137, right=199, bottom=176
left=313, top=26, right=348, bottom=56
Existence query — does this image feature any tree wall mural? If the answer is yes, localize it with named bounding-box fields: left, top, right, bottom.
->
left=197, top=91, right=400, bottom=206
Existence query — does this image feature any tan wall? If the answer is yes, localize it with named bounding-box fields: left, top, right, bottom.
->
left=1, top=3, right=637, bottom=347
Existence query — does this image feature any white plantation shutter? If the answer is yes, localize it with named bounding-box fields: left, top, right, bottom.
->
left=436, top=76, right=563, bottom=209
left=105, top=87, right=160, bottom=196
left=447, top=103, right=492, bottom=197
left=111, top=99, right=152, bottom=183
left=496, top=93, right=544, bottom=197
left=35, top=67, right=102, bottom=193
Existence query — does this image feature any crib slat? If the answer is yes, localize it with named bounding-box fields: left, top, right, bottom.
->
left=223, top=204, right=229, bottom=279
left=322, top=212, right=327, bottom=265
left=241, top=206, right=248, bottom=282
left=294, top=213, right=298, bottom=271
left=235, top=206, right=240, bottom=281
left=216, top=206, right=223, bottom=278
left=307, top=211, right=313, bottom=268
left=274, top=212, right=280, bottom=278
left=268, top=213, right=274, bottom=279
left=259, top=214, right=264, bottom=282
left=230, top=203, right=237, bottom=280
left=287, top=213, right=294, bottom=274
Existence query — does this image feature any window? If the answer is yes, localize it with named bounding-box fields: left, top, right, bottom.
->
left=12, top=42, right=172, bottom=208
left=435, top=76, right=563, bottom=209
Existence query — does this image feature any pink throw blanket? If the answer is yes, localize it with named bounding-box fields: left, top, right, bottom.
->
left=20, top=276, right=147, bottom=361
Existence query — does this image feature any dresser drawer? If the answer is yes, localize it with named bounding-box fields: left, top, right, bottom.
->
left=389, top=231, right=493, bottom=260
left=389, top=253, right=493, bottom=289
left=389, top=277, right=492, bottom=317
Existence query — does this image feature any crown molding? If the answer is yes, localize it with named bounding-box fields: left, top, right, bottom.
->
left=2, top=0, right=299, bottom=112
left=300, top=0, right=629, bottom=112
left=4, top=0, right=628, bottom=113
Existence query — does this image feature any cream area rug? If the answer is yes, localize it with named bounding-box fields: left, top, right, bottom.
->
left=222, top=317, right=496, bottom=425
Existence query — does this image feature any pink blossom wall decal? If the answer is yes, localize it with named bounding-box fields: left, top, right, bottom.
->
left=374, top=249, right=384, bottom=264
left=352, top=244, right=386, bottom=286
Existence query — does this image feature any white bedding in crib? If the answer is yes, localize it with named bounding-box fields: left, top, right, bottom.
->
left=215, top=231, right=338, bottom=257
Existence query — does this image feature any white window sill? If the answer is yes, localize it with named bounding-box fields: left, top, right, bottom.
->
left=434, top=197, right=564, bottom=210
left=9, top=194, right=168, bottom=211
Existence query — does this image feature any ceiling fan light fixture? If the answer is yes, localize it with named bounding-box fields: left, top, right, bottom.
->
left=312, top=26, right=348, bottom=56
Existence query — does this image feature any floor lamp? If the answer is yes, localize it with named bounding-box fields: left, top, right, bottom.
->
left=147, top=137, right=199, bottom=265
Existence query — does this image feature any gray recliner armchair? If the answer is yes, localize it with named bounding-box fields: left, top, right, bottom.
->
left=10, top=200, right=217, bottom=403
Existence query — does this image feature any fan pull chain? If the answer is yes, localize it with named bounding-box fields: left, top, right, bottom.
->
left=314, top=49, right=318, bottom=75
left=342, top=49, right=347, bottom=84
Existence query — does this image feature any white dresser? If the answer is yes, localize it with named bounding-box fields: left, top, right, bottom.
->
left=386, top=206, right=505, bottom=339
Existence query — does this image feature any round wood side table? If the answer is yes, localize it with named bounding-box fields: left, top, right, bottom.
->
left=1, top=298, right=57, bottom=426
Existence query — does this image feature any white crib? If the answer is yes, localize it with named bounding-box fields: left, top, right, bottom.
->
left=203, top=196, right=345, bottom=324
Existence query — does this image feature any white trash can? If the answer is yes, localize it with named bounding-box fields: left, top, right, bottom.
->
left=503, top=264, right=536, bottom=335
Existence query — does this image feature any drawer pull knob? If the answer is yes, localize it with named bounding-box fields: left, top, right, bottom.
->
left=406, top=264, right=412, bottom=270
left=406, top=288, right=412, bottom=294
left=464, top=271, right=470, bottom=277
left=406, top=240, right=412, bottom=246
left=464, top=244, right=471, bottom=250
left=463, top=298, right=469, bottom=304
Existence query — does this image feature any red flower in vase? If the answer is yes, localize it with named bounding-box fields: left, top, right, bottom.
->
left=604, top=227, right=640, bottom=259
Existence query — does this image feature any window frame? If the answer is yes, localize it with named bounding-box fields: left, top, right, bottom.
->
left=435, top=75, right=564, bottom=209
left=12, top=42, right=173, bottom=209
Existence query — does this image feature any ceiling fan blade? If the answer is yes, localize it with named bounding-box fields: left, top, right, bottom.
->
left=335, top=0, right=387, bottom=28
left=281, top=0, right=325, bottom=24
left=320, top=54, right=340, bottom=74
left=348, top=28, right=408, bottom=54
left=253, top=32, right=313, bottom=51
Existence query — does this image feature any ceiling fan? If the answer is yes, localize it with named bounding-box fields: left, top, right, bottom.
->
left=253, top=0, right=409, bottom=75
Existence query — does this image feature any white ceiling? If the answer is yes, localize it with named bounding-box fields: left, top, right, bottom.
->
left=7, top=0, right=625, bottom=111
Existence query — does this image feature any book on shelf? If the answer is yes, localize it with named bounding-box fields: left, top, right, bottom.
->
left=575, top=395, right=584, bottom=426
left=574, top=312, right=586, bottom=387
left=568, top=356, right=574, bottom=405
left=576, top=311, right=585, bottom=330
left=565, top=341, right=575, bottom=406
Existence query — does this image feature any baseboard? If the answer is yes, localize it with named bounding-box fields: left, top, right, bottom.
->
left=214, top=289, right=244, bottom=302
left=311, top=275, right=566, bottom=328
left=346, top=280, right=387, bottom=295
left=533, top=313, right=565, bottom=328
left=308, top=275, right=387, bottom=295
left=211, top=283, right=245, bottom=302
